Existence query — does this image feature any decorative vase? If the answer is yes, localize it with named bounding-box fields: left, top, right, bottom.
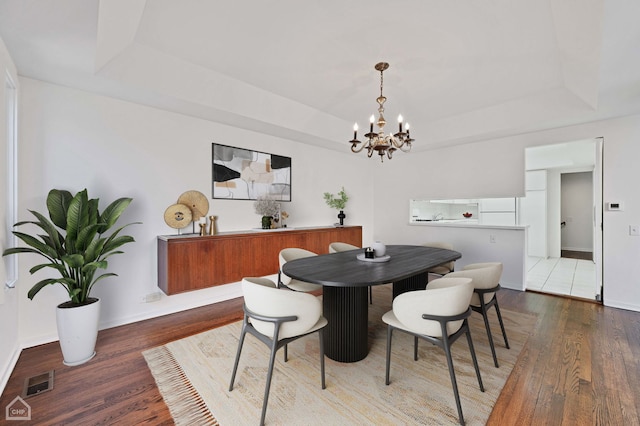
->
left=372, top=241, right=386, bottom=257
left=261, top=216, right=273, bottom=229
left=338, top=210, right=346, bottom=226
left=56, top=298, right=100, bottom=366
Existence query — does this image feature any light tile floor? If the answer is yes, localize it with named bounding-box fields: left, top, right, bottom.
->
left=526, top=256, right=597, bottom=300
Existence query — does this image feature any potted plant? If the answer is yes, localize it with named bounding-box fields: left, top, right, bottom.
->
left=253, top=196, right=279, bottom=229
left=2, top=188, right=139, bottom=366
left=323, top=187, right=349, bottom=226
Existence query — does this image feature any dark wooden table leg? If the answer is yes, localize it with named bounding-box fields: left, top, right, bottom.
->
left=322, top=286, right=369, bottom=362
left=392, top=272, right=429, bottom=299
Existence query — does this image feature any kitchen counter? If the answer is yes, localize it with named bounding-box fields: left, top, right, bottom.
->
left=409, top=219, right=525, bottom=230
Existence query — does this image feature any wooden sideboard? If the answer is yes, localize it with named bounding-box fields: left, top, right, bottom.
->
left=157, top=226, right=362, bottom=295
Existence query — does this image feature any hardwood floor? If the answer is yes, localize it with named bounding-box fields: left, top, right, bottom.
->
left=1, top=288, right=639, bottom=425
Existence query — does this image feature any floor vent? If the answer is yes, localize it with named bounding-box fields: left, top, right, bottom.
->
left=23, top=370, right=54, bottom=398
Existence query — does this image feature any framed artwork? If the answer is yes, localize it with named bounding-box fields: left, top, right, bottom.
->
left=212, top=143, right=292, bottom=201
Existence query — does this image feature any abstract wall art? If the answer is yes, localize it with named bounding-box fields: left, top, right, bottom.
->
left=212, top=143, right=292, bottom=201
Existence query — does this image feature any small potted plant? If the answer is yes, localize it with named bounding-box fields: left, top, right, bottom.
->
left=323, top=187, right=349, bottom=226
left=2, top=188, right=139, bottom=366
left=253, top=196, right=279, bottom=229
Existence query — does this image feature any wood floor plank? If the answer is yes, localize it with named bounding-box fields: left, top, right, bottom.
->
left=2, top=288, right=639, bottom=425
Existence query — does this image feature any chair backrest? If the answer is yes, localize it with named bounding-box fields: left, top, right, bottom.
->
left=445, top=263, right=503, bottom=305
left=422, top=241, right=455, bottom=272
left=242, top=277, right=323, bottom=339
left=278, top=248, right=317, bottom=286
left=393, top=277, right=473, bottom=338
left=328, top=242, right=359, bottom=253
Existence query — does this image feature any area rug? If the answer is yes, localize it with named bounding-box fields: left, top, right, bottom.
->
left=143, top=286, right=537, bottom=425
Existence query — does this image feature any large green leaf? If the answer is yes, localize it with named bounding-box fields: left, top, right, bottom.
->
left=10, top=232, right=58, bottom=258
left=46, top=189, right=72, bottom=230
left=99, top=198, right=132, bottom=233
left=29, top=262, right=67, bottom=276
left=62, top=253, right=85, bottom=268
left=75, top=223, right=102, bottom=253
left=27, top=278, right=62, bottom=300
left=66, top=189, right=89, bottom=247
left=29, top=210, right=63, bottom=253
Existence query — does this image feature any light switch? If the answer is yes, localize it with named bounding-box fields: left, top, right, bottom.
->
left=630, top=225, right=640, bottom=236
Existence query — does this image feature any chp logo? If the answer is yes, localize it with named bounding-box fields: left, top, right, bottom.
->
left=6, top=396, right=31, bottom=421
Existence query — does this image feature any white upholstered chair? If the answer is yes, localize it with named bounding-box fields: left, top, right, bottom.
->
left=422, top=241, right=456, bottom=279
left=278, top=248, right=323, bottom=292
left=382, top=277, right=484, bottom=425
left=229, top=277, right=327, bottom=426
left=328, top=242, right=373, bottom=304
left=445, top=262, right=509, bottom=368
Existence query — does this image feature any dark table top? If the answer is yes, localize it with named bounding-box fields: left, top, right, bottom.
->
left=281, top=245, right=461, bottom=288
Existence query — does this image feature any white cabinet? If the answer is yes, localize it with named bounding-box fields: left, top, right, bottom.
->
left=479, top=198, right=516, bottom=212
left=521, top=170, right=547, bottom=257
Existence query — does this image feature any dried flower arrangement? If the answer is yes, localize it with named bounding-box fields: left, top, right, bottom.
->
left=253, top=196, right=279, bottom=217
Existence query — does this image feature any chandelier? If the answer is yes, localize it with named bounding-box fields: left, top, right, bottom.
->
left=349, top=62, right=414, bottom=162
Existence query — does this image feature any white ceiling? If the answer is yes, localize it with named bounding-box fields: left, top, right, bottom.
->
left=1, top=0, right=639, bottom=152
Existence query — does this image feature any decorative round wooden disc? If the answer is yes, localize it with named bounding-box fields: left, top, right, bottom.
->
left=177, top=190, right=209, bottom=221
left=164, top=203, right=193, bottom=229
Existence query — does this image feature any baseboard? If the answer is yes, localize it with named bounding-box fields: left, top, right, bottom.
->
left=560, top=247, right=592, bottom=252
left=603, top=298, right=640, bottom=313
left=0, top=344, right=22, bottom=396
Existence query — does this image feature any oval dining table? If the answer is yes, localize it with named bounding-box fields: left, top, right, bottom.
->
left=281, top=244, right=462, bottom=362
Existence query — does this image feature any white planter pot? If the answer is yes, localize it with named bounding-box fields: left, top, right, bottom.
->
left=56, top=298, right=100, bottom=366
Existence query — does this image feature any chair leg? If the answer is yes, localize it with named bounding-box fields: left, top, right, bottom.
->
left=385, top=326, right=394, bottom=385
left=260, top=338, right=280, bottom=426
left=480, top=300, right=500, bottom=368
left=464, top=324, right=484, bottom=392
left=442, top=337, right=465, bottom=425
left=284, top=343, right=288, bottom=362
left=494, top=299, right=510, bottom=349
left=229, top=320, right=248, bottom=391
left=413, top=336, right=419, bottom=361
left=369, top=286, right=373, bottom=304
left=319, top=329, right=326, bottom=389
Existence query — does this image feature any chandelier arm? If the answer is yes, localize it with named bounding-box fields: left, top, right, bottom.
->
left=398, top=143, right=412, bottom=153
left=350, top=141, right=366, bottom=153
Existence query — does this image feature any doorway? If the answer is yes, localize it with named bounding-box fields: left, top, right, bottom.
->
left=522, top=138, right=603, bottom=301
left=561, top=171, right=593, bottom=260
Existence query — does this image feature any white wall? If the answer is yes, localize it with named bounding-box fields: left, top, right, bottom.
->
left=0, top=36, right=20, bottom=394
left=374, top=114, right=640, bottom=312
left=15, top=78, right=374, bottom=348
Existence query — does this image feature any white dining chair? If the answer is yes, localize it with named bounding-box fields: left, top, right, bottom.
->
left=445, top=262, right=509, bottom=368
left=328, top=242, right=373, bottom=304
left=278, top=248, right=323, bottom=292
left=229, top=277, right=327, bottom=426
left=422, top=241, right=456, bottom=280
left=382, top=277, right=484, bottom=425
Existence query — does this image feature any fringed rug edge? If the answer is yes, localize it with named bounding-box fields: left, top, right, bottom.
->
left=142, top=345, right=219, bottom=426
